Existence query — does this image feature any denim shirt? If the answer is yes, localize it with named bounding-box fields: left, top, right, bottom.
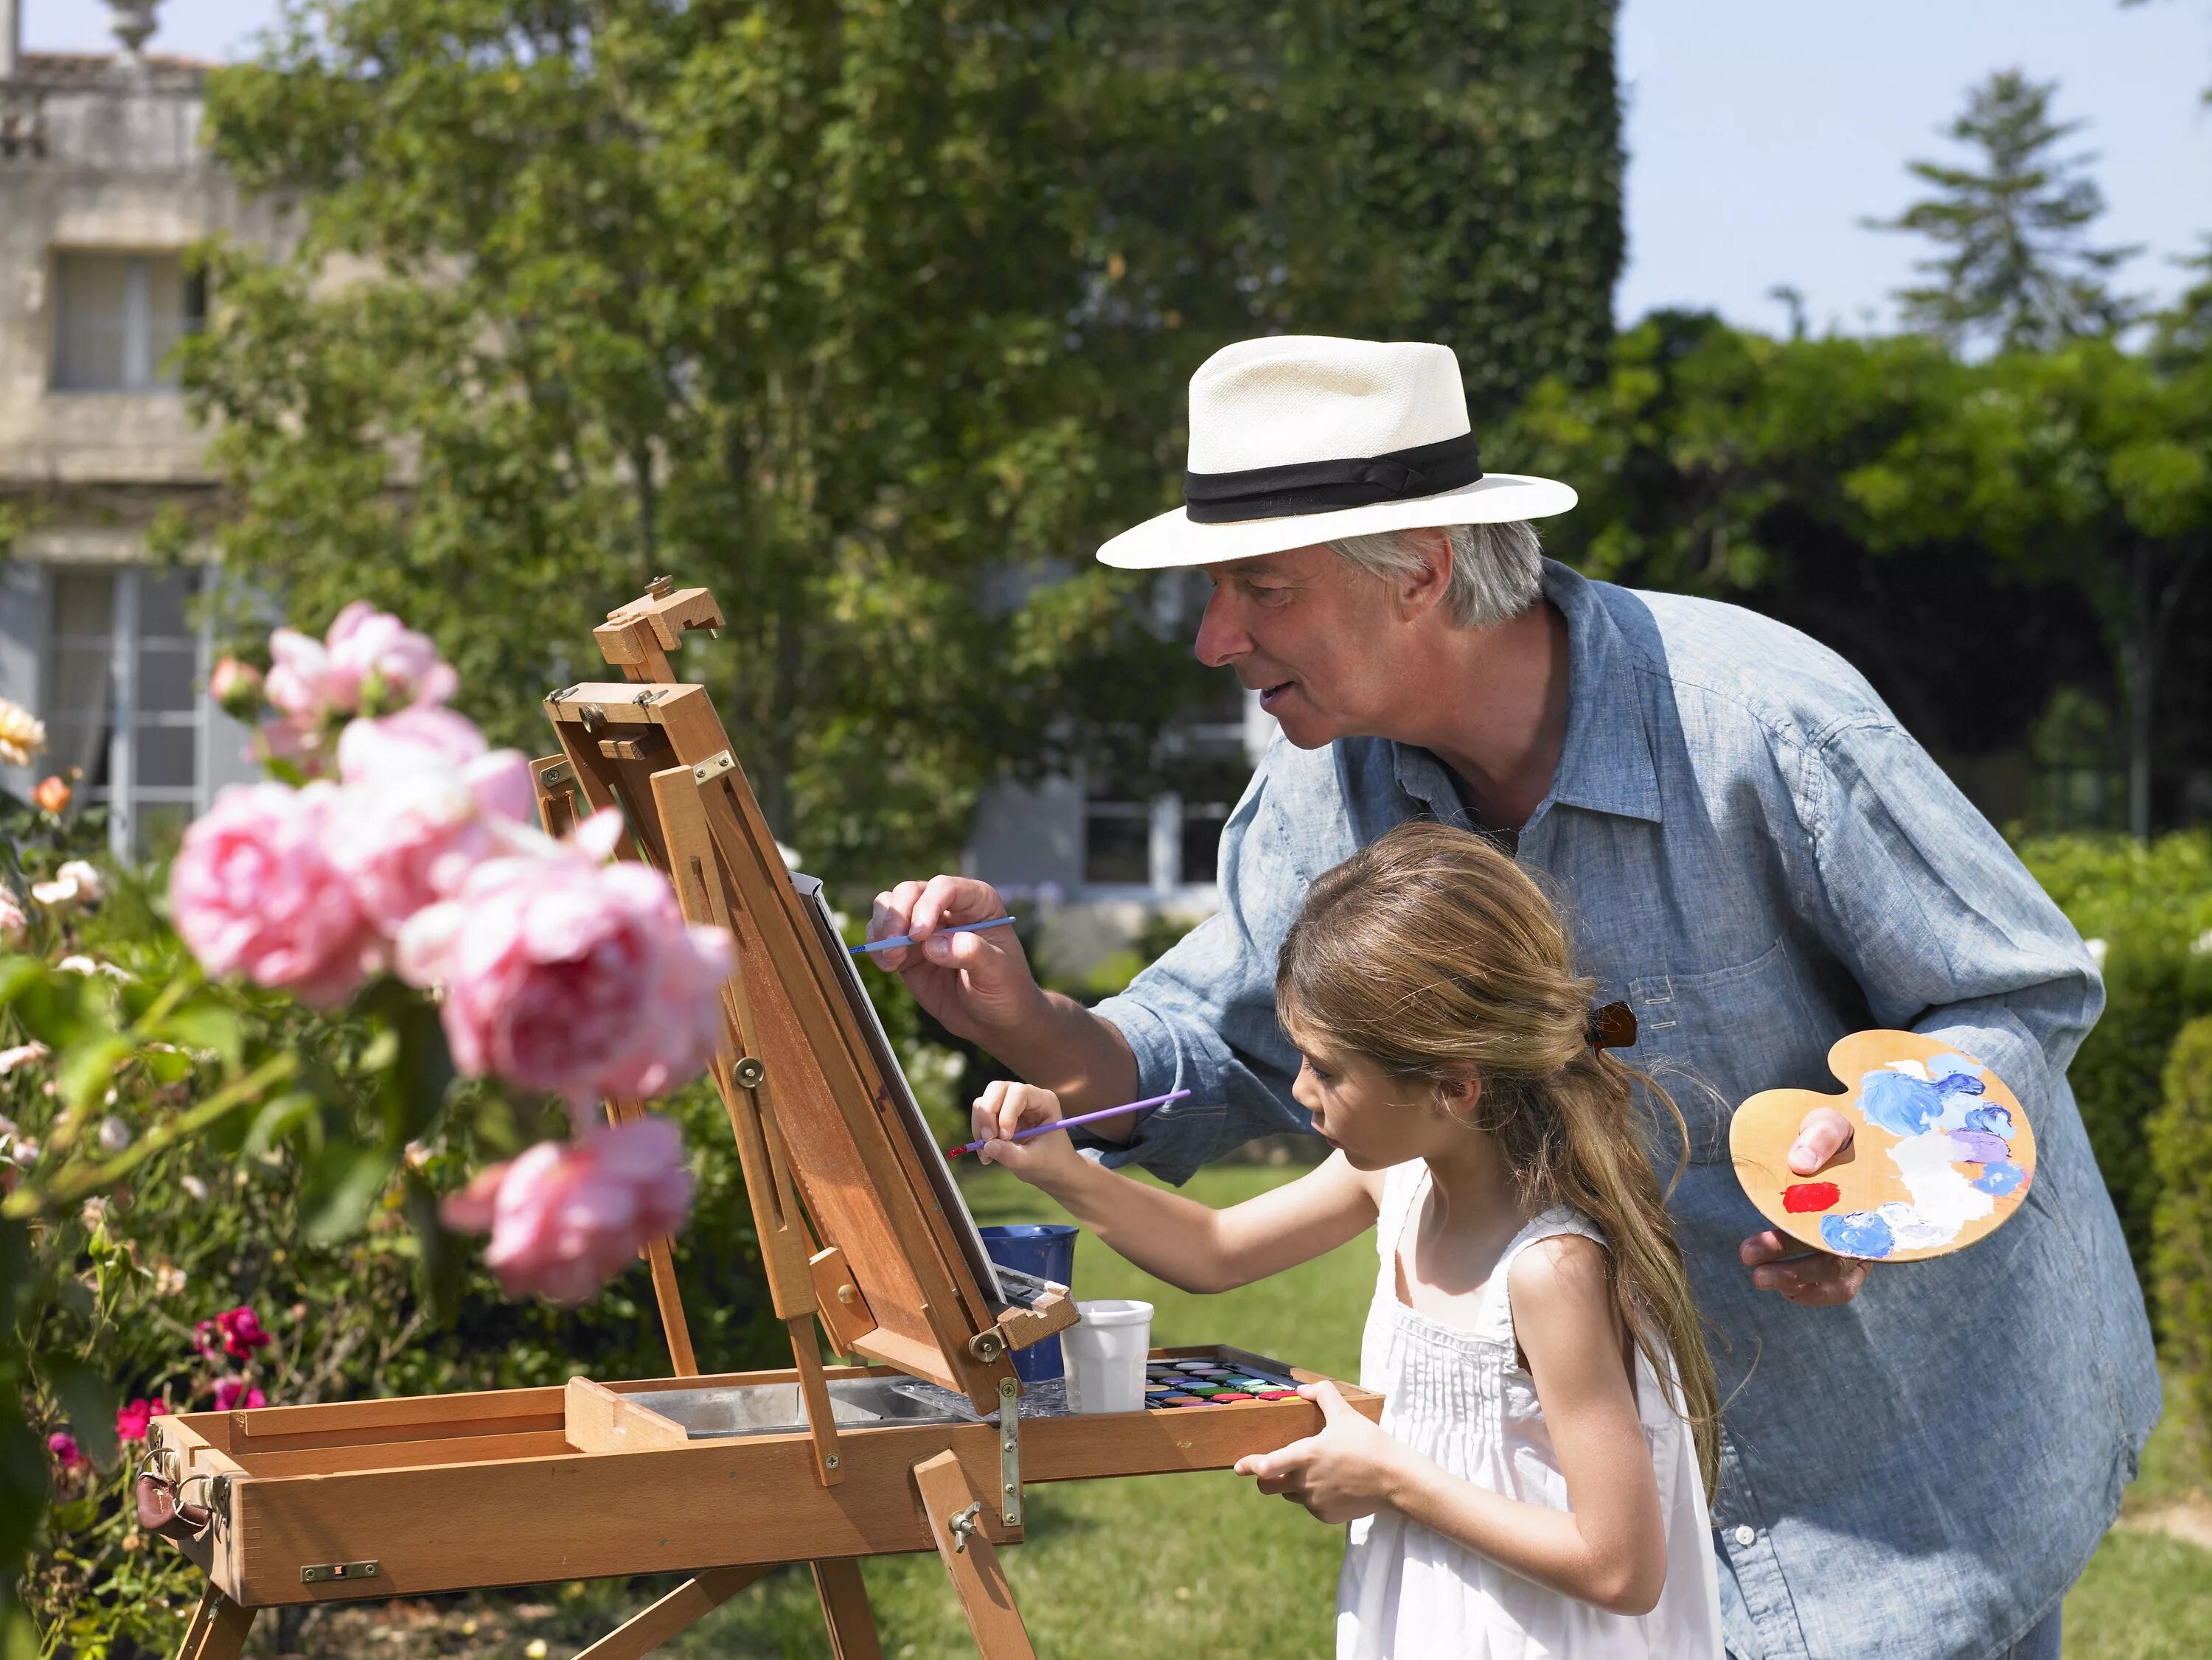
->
left=1090, top=560, right=2159, bottom=1660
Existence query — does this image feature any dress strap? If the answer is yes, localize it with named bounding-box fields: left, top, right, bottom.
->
left=1474, top=1206, right=1608, bottom=1347
left=1373, top=1160, right=1429, bottom=1271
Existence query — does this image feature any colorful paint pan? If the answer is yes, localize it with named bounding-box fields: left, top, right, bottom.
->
left=1158, top=1394, right=1203, bottom=1407
left=1210, top=1392, right=1253, bottom=1403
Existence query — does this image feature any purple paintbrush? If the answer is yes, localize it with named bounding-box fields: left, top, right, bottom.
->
left=945, top=1089, right=1192, bottom=1158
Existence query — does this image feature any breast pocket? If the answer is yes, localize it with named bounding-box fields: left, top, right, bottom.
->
left=1626, top=938, right=1820, bottom=1165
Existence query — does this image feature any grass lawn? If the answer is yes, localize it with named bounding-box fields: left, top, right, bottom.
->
left=650, top=1162, right=2209, bottom=1660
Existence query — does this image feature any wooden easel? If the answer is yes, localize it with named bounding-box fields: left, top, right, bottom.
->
left=145, top=580, right=1379, bottom=1660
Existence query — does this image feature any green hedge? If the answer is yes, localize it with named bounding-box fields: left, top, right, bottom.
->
left=2020, top=834, right=2212, bottom=1305
left=2151, top=1014, right=2212, bottom=1471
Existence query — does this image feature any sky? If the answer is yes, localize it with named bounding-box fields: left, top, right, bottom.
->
left=21, top=0, right=2212, bottom=334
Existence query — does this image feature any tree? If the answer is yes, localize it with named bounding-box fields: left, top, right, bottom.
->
left=178, top=0, right=1624, bottom=888
left=1871, top=69, right=2141, bottom=354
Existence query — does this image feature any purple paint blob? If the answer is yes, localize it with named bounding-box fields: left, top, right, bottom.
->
left=1944, top=1129, right=2012, bottom=1165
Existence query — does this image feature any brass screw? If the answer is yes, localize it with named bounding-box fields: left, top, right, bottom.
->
left=836, top=1284, right=858, bottom=1305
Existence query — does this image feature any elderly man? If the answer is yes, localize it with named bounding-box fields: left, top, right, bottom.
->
left=869, top=336, right=2156, bottom=1660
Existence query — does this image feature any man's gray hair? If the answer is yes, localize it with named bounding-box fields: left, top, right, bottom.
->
left=1327, top=521, right=1543, bottom=629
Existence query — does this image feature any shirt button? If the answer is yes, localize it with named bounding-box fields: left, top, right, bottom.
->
left=1733, top=1524, right=1757, bottom=1549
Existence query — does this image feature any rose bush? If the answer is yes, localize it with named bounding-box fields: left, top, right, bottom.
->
left=4, top=603, right=755, bottom=1657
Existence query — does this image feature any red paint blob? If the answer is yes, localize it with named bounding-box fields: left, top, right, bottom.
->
left=1783, top=1182, right=1843, bottom=1213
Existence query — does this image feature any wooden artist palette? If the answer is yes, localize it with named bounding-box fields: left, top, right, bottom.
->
left=1730, top=1030, right=2036, bottom=1263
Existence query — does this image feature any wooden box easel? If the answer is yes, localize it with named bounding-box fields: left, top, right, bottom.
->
left=148, top=581, right=1380, bottom=1660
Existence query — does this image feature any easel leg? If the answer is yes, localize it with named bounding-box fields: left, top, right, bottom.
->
left=173, top=1585, right=220, bottom=1660
left=175, top=1590, right=255, bottom=1660
left=810, top=1560, right=886, bottom=1660
left=911, top=1451, right=1035, bottom=1660
left=568, top=1566, right=772, bottom=1660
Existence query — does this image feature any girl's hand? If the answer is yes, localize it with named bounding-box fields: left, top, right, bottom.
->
left=970, top=1080, right=1086, bottom=1188
left=1233, top=1381, right=1409, bottom=1524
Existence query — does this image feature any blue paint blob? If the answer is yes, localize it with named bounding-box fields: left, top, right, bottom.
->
left=1929, top=1053, right=1986, bottom=1083
left=1972, top=1161, right=2026, bottom=1197
left=1964, top=1104, right=2016, bottom=1142
left=1859, top=1070, right=1948, bottom=1137
left=1821, top=1210, right=1896, bottom=1258
left=1944, top=1129, right=2011, bottom=1165
left=1933, top=1070, right=1987, bottom=1099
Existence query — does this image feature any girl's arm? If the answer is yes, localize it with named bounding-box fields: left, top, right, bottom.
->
left=970, top=1081, right=1379, bottom=1293
left=1237, top=1236, right=1669, bottom=1617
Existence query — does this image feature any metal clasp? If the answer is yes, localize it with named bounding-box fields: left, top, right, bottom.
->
left=947, top=1502, right=981, bottom=1554
left=301, top=1560, right=380, bottom=1586
left=997, top=1375, right=1022, bottom=1527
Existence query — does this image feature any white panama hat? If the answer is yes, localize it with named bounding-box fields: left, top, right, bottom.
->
left=1097, top=335, right=1576, bottom=570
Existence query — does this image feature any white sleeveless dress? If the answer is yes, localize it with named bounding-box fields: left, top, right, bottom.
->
left=1336, top=1163, right=1724, bottom=1659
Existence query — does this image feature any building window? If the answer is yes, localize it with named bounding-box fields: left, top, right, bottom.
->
left=44, top=566, right=206, bottom=855
left=51, top=252, right=206, bottom=393
left=1080, top=680, right=1256, bottom=894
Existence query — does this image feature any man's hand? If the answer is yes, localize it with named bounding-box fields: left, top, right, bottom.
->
left=1234, top=1381, right=1409, bottom=1524
left=1739, top=1104, right=1871, bottom=1306
left=866, top=876, right=1045, bottom=1045
left=970, top=1080, right=1087, bottom=1189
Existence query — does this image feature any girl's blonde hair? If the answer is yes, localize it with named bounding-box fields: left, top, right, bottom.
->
left=1276, top=820, right=1720, bottom=1500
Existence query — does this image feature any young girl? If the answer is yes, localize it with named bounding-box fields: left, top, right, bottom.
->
left=971, top=821, right=1724, bottom=1659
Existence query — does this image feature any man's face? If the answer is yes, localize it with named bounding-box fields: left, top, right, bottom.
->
left=1193, top=544, right=1408, bottom=749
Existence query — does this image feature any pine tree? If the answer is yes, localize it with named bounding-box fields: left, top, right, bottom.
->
left=1872, top=69, right=2141, bottom=352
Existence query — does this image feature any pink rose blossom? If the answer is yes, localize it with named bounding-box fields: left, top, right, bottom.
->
left=115, top=1398, right=170, bottom=1443
left=0, top=887, right=24, bottom=946
left=335, top=705, right=489, bottom=784
left=214, top=1305, right=271, bottom=1360
left=209, top=656, right=263, bottom=718
left=327, top=747, right=536, bottom=935
left=210, top=1378, right=265, bottom=1412
left=47, top=1431, right=85, bottom=1468
left=170, top=784, right=375, bottom=1006
left=397, top=825, right=731, bottom=1108
left=325, top=602, right=459, bottom=715
left=442, top=1116, right=695, bottom=1305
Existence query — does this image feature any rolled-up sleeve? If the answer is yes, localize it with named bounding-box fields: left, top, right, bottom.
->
left=1803, top=719, right=2104, bottom=1111
left=1087, top=764, right=1316, bottom=1184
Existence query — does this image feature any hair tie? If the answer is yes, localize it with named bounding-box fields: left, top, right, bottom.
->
left=1586, top=1002, right=1636, bottom=1054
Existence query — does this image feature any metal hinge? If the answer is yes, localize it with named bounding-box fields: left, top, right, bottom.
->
left=301, top=1560, right=380, bottom=1586
left=692, top=748, right=735, bottom=785
left=997, top=1376, right=1022, bottom=1527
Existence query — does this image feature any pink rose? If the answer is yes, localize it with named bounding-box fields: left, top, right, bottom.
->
left=115, top=1398, right=170, bottom=1443
left=209, top=657, right=263, bottom=719
left=47, top=1431, right=84, bottom=1468
left=170, top=784, right=374, bottom=1006
left=442, top=1116, right=695, bottom=1305
left=0, top=887, right=24, bottom=946
left=397, top=829, right=731, bottom=1107
left=327, top=748, right=536, bottom=935
left=335, top=705, right=488, bottom=784
left=210, top=1378, right=265, bottom=1412
left=215, top=1305, right=271, bottom=1359
left=325, top=602, right=459, bottom=716
left=262, top=604, right=456, bottom=743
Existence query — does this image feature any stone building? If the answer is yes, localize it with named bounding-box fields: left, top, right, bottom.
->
left=0, top=0, right=273, bottom=854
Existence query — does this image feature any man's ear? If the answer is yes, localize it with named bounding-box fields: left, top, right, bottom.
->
left=1392, top=529, right=1455, bottom=620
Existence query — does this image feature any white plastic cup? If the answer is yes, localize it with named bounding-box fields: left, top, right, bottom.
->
left=1061, top=1299, right=1154, bottom=1415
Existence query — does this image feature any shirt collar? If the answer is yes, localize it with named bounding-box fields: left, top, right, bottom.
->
left=1388, top=559, right=1664, bottom=829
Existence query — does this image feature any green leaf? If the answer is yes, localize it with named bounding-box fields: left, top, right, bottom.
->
left=147, top=1002, right=244, bottom=1073
left=46, top=1359, right=117, bottom=1472
left=300, top=1143, right=398, bottom=1246
left=55, top=1035, right=132, bottom=1115
left=243, top=1092, right=320, bottom=1158
left=0, top=956, right=44, bottom=1011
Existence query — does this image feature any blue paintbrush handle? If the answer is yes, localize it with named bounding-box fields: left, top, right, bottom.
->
left=853, top=915, right=1017, bottom=955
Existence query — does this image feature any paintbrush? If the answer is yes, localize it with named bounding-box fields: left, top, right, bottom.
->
left=851, top=915, right=1018, bottom=955
left=944, top=1089, right=1192, bottom=1158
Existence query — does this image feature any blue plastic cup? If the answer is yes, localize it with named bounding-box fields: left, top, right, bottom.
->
left=980, top=1224, right=1078, bottom=1382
